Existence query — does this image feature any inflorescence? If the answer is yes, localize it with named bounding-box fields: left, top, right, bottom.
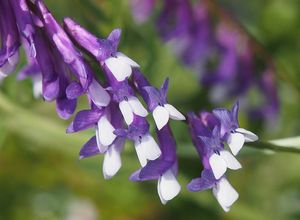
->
left=0, top=0, right=258, bottom=211
left=131, top=0, right=279, bottom=122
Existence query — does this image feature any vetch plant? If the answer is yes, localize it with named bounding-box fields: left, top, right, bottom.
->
left=2, top=0, right=299, bottom=213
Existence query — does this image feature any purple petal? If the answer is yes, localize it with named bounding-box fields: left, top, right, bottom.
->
left=187, top=112, right=212, bottom=157
left=17, top=62, right=40, bottom=80
left=212, top=109, right=231, bottom=126
left=79, top=136, right=100, bottom=159
left=66, top=81, right=84, bottom=99
left=0, top=0, right=20, bottom=76
left=67, top=109, right=102, bottom=133
left=142, top=86, right=162, bottom=111
left=113, top=129, right=128, bottom=138
left=129, top=169, right=142, bottom=181
left=56, top=97, right=77, bottom=120
left=187, top=169, right=216, bottom=192
left=199, top=111, right=220, bottom=131
left=125, top=116, right=150, bottom=140
left=131, top=0, right=155, bottom=24
left=160, top=77, right=169, bottom=101
left=231, top=101, right=239, bottom=125
left=42, top=77, right=60, bottom=101
left=37, top=1, right=92, bottom=90
left=139, top=159, right=173, bottom=180
left=107, top=29, right=122, bottom=51
left=10, top=0, right=35, bottom=57
left=63, top=17, right=100, bottom=58
left=156, top=125, right=177, bottom=161
left=64, top=18, right=119, bottom=61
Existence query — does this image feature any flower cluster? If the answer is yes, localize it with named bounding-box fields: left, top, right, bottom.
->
left=1, top=0, right=259, bottom=211
left=63, top=18, right=186, bottom=205
left=187, top=102, right=258, bottom=211
left=131, top=0, right=279, bottom=122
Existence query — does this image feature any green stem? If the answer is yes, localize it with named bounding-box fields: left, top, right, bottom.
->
left=246, top=141, right=300, bottom=154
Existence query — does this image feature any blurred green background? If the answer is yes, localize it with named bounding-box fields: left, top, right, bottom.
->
left=1, top=0, right=300, bottom=219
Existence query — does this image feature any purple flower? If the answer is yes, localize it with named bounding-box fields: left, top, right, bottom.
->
left=69, top=102, right=126, bottom=179
left=63, top=18, right=140, bottom=82
left=32, top=29, right=60, bottom=101
left=30, top=29, right=77, bottom=119
left=213, top=102, right=258, bottom=155
left=157, top=0, right=193, bottom=41
left=10, top=0, right=36, bottom=57
left=36, top=1, right=93, bottom=91
left=115, top=116, right=161, bottom=167
left=142, top=78, right=185, bottom=129
left=68, top=105, right=117, bottom=154
left=187, top=112, right=242, bottom=211
left=188, top=113, right=242, bottom=179
left=130, top=125, right=181, bottom=204
left=132, top=69, right=185, bottom=130
left=187, top=169, right=239, bottom=212
left=0, top=0, right=20, bottom=79
left=18, top=39, right=42, bottom=98
left=253, top=65, right=279, bottom=120
left=130, top=0, right=156, bottom=24
left=35, top=1, right=111, bottom=109
left=110, top=81, right=148, bottom=125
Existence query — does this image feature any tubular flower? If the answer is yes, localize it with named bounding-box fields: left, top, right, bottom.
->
left=130, top=125, right=181, bottom=205
left=114, top=115, right=161, bottom=167
left=132, top=69, right=185, bottom=130
left=36, top=0, right=93, bottom=91
left=17, top=39, right=42, bottom=98
left=0, top=0, right=20, bottom=79
left=212, top=102, right=258, bottom=155
left=188, top=169, right=239, bottom=212
left=143, top=78, right=185, bottom=130
left=187, top=105, right=258, bottom=211
left=64, top=18, right=140, bottom=82
left=69, top=102, right=125, bottom=179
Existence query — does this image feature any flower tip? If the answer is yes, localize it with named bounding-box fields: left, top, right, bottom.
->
left=63, top=17, right=74, bottom=26
left=37, top=0, right=49, bottom=15
left=66, top=122, right=75, bottom=133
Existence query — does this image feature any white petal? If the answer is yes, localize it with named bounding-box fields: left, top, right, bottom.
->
left=88, top=79, right=110, bottom=107
left=235, top=128, right=258, bottom=142
left=158, top=169, right=181, bottom=203
left=134, top=139, right=147, bottom=167
left=213, top=178, right=239, bottom=212
left=116, top=52, right=140, bottom=68
left=0, top=61, right=14, bottom=76
left=97, top=115, right=116, bottom=146
left=157, top=177, right=167, bottom=205
left=103, top=145, right=122, bottom=179
left=32, top=74, right=43, bottom=99
left=105, top=57, right=132, bottom=81
left=119, top=100, right=134, bottom=125
left=227, top=132, right=245, bottom=156
left=128, top=96, right=148, bottom=117
left=164, top=104, right=186, bottom=120
left=219, top=151, right=242, bottom=170
left=95, top=125, right=108, bottom=153
left=153, top=106, right=170, bottom=130
left=8, top=51, right=19, bottom=66
left=140, top=134, right=161, bottom=161
left=209, top=153, right=227, bottom=179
